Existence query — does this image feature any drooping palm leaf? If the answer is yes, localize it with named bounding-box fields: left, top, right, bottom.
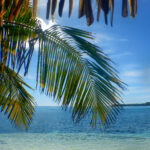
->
left=36, top=25, right=125, bottom=127
left=0, top=3, right=37, bottom=129
left=43, top=0, right=137, bottom=26
left=0, top=11, right=38, bottom=75
left=0, top=66, right=35, bottom=129
left=0, top=0, right=33, bottom=27
left=32, top=0, right=38, bottom=18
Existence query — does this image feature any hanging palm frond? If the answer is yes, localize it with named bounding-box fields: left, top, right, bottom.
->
left=0, top=8, right=38, bottom=128
left=69, top=0, right=73, bottom=17
left=0, top=66, right=35, bottom=129
left=0, top=0, right=33, bottom=27
left=36, top=25, right=125, bottom=126
left=0, top=9, right=38, bottom=75
left=45, top=0, right=137, bottom=26
left=32, top=0, right=38, bottom=18
left=0, top=0, right=137, bottom=26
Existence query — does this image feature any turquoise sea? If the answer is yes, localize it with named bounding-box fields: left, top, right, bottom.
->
left=0, top=106, right=150, bottom=150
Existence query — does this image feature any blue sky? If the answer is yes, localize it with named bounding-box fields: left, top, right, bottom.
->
left=24, top=0, right=150, bottom=106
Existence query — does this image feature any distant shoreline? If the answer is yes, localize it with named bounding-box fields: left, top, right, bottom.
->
left=34, top=102, right=150, bottom=107
left=120, top=102, right=150, bottom=107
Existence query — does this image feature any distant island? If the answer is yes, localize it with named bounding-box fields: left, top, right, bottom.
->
left=120, top=102, right=150, bottom=106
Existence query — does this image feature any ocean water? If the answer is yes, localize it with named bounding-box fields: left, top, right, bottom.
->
left=0, top=106, right=150, bottom=150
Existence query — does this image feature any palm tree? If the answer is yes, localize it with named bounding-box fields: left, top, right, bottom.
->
left=0, top=1, right=125, bottom=129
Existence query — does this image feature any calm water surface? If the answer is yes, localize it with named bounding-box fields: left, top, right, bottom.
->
left=0, top=106, right=150, bottom=150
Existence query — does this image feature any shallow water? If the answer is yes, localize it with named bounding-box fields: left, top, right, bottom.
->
left=0, top=106, right=150, bottom=150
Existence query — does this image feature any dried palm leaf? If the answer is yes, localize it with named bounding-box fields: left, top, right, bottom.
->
left=69, top=0, right=73, bottom=17
left=20, top=0, right=29, bottom=17
left=8, top=0, right=19, bottom=22
left=110, top=0, right=114, bottom=26
left=101, top=0, right=109, bottom=25
left=46, top=0, right=51, bottom=19
left=58, top=0, right=65, bottom=17
left=13, top=0, right=24, bottom=19
left=51, top=0, right=57, bottom=21
left=122, top=0, right=128, bottom=17
left=0, top=0, right=5, bottom=27
left=78, top=0, right=85, bottom=18
left=134, top=0, right=137, bottom=16
left=32, top=0, right=38, bottom=18
left=85, top=0, right=94, bottom=26
left=128, top=0, right=137, bottom=18
left=44, top=0, right=138, bottom=26
left=3, top=0, right=11, bottom=14
left=96, top=0, right=101, bottom=21
left=0, top=0, right=4, bottom=16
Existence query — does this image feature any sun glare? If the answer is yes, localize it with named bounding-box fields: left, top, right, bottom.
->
left=37, top=17, right=56, bottom=30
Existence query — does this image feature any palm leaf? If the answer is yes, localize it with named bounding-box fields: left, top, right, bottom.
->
left=0, top=0, right=33, bottom=27
left=0, top=13, right=38, bottom=75
left=0, top=0, right=138, bottom=26
left=68, top=0, right=73, bottom=17
left=0, top=66, right=35, bottom=129
left=36, top=25, right=125, bottom=127
left=46, top=0, right=51, bottom=19
left=44, top=0, right=138, bottom=26
left=32, top=0, right=38, bottom=18
left=0, top=11, right=37, bottom=129
left=58, top=0, right=65, bottom=17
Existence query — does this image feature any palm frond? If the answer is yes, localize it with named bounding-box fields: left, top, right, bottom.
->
left=0, top=0, right=138, bottom=26
left=32, top=0, right=38, bottom=18
left=68, top=0, right=73, bottom=17
left=0, top=66, right=35, bottom=129
left=0, top=0, right=33, bottom=27
left=58, top=0, right=65, bottom=17
left=36, top=25, right=125, bottom=127
left=46, top=0, right=51, bottom=19
left=45, top=0, right=137, bottom=26
left=0, top=14, right=38, bottom=75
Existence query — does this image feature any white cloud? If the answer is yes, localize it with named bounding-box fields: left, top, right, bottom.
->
left=142, top=67, right=150, bottom=84
left=102, top=49, right=116, bottom=55
left=122, top=70, right=143, bottom=77
left=127, top=86, right=150, bottom=94
left=120, top=66, right=150, bottom=85
left=111, top=52, right=131, bottom=58
left=95, top=33, right=114, bottom=42
left=95, top=33, right=129, bottom=43
left=37, top=17, right=56, bottom=30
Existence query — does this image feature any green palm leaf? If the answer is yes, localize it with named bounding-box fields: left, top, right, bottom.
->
left=0, top=16, right=38, bottom=75
left=36, top=25, right=125, bottom=127
left=0, top=66, right=35, bottom=129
